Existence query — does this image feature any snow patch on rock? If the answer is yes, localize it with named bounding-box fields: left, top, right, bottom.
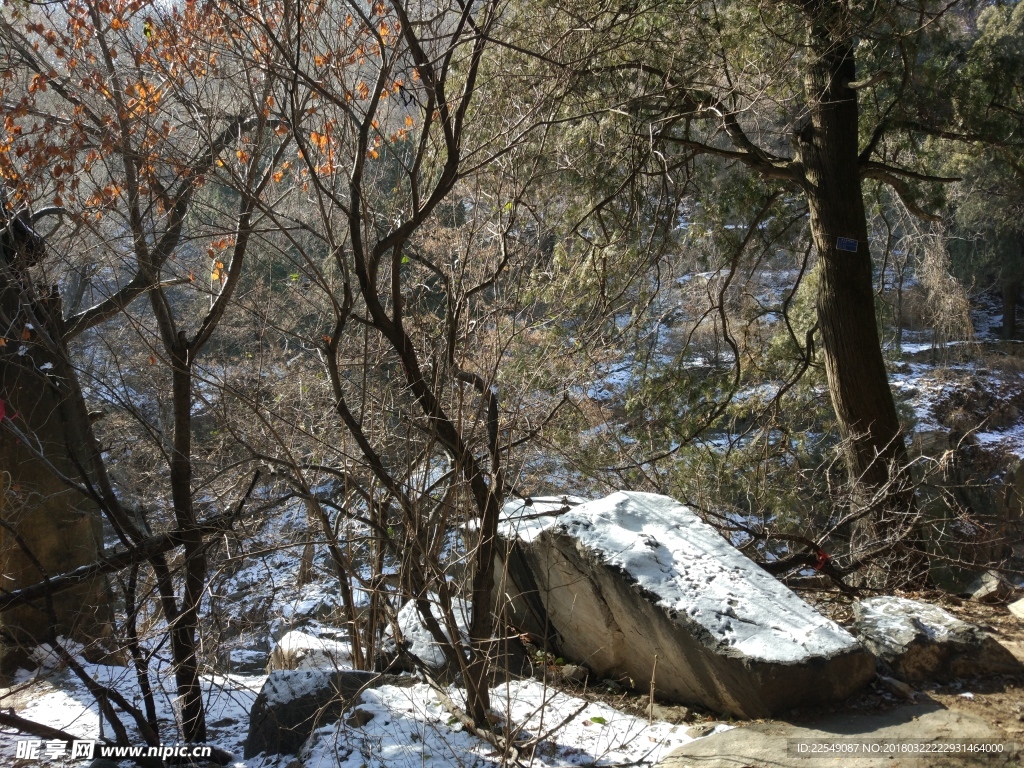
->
left=393, top=597, right=471, bottom=669
left=262, top=668, right=334, bottom=706
left=504, top=491, right=860, bottom=664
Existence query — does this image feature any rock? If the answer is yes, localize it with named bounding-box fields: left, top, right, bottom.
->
left=268, top=630, right=352, bottom=671
left=560, top=664, right=588, bottom=683
left=876, top=674, right=915, bottom=700
left=1009, top=596, right=1024, bottom=620
left=658, top=703, right=1017, bottom=767
left=685, top=722, right=721, bottom=738
left=963, top=570, right=1020, bottom=603
left=396, top=597, right=470, bottom=670
left=376, top=597, right=470, bottom=678
left=851, top=596, right=1021, bottom=682
left=243, top=669, right=414, bottom=757
left=379, top=597, right=531, bottom=682
left=646, top=701, right=692, bottom=724
left=346, top=707, right=375, bottom=726
left=496, top=491, right=875, bottom=719
left=536, top=662, right=589, bottom=684
left=226, top=648, right=268, bottom=674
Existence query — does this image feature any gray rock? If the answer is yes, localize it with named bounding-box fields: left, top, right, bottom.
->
left=851, top=596, right=1022, bottom=682
left=1009, top=596, right=1024, bottom=620
left=876, top=674, right=915, bottom=700
left=646, top=701, right=692, bottom=724
left=658, top=704, right=1017, bottom=767
left=379, top=598, right=532, bottom=682
left=243, top=669, right=414, bottom=757
left=346, top=707, right=375, bottom=727
left=268, top=630, right=352, bottom=671
left=685, top=722, right=721, bottom=739
left=560, top=664, right=588, bottom=683
left=226, top=648, right=268, bottom=674
left=963, top=570, right=1020, bottom=603
left=495, top=491, right=875, bottom=719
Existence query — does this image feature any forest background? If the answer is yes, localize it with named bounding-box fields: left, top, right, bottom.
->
left=1, top=0, right=1023, bottom=747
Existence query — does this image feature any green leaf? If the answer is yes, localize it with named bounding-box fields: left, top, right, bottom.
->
left=590, top=716, right=607, bottom=725
left=401, top=255, right=411, bottom=265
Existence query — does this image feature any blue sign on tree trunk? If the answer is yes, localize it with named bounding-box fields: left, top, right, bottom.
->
left=836, top=237, right=859, bottom=252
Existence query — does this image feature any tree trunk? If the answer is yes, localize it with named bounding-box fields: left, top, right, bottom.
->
left=166, top=341, right=207, bottom=744
left=0, top=232, right=113, bottom=672
left=1002, top=279, right=1019, bottom=340
left=798, top=11, right=926, bottom=587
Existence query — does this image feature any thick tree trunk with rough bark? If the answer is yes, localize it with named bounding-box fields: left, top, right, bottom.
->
left=798, top=12, right=925, bottom=586
left=1002, top=279, right=1019, bottom=339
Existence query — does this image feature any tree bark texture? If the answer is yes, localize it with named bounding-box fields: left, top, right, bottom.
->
left=1002, top=278, right=1019, bottom=339
left=798, top=9, right=925, bottom=585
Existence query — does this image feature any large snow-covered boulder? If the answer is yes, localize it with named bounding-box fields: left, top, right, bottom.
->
left=851, top=596, right=1021, bottom=682
left=494, top=491, right=875, bottom=718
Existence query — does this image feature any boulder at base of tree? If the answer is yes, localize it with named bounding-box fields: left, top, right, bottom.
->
left=243, top=669, right=414, bottom=757
left=495, top=491, right=875, bottom=719
left=851, top=596, right=1021, bottom=682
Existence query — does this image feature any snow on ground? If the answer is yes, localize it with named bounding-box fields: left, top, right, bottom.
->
left=975, top=423, right=1024, bottom=459
left=0, top=490, right=711, bottom=768
left=889, top=362, right=951, bottom=433
left=1, top=657, right=707, bottom=767
left=289, top=679, right=707, bottom=768
left=0, top=654, right=263, bottom=764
